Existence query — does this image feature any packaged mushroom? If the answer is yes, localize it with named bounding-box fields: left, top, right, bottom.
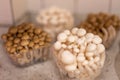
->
left=1, top=23, right=52, bottom=66
left=53, top=28, right=106, bottom=80
left=36, top=7, right=74, bottom=39
left=78, top=12, right=120, bottom=48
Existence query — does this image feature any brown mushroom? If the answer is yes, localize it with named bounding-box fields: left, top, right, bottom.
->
left=17, top=33, right=23, bottom=38
left=5, top=41, right=13, bottom=47
left=39, top=41, right=45, bottom=46
left=22, top=34, right=29, bottom=40
left=28, top=41, right=34, bottom=48
left=14, top=38, right=20, bottom=43
left=20, top=48, right=28, bottom=53
left=9, top=27, right=18, bottom=34
left=1, top=34, right=7, bottom=41
left=8, top=37, right=14, bottom=41
left=34, top=28, right=42, bottom=34
left=18, top=29, right=24, bottom=33
left=21, top=40, right=29, bottom=46
left=10, top=47, right=16, bottom=53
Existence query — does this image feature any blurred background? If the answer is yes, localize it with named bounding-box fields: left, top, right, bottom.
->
left=0, top=0, right=120, bottom=26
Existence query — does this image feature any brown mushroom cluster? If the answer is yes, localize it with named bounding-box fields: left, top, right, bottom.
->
left=1, top=23, right=52, bottom=66
left=78, top=12, right=120, bottom=48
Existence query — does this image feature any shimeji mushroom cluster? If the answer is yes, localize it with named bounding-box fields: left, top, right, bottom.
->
left=79, top=13, right=120, bottom=48
left=36, top=7, right=74, bottom=38
left=54, top=28, right=105, bottom=79
left=1, top=23, right=51, bottom=65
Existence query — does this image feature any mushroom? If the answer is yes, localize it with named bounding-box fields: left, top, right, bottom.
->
left=53, top=27, right=105, bottom=79
left=9, top=27, right=18, bottom=34
left=1, top=34, right=7, bottom=41
left=28, top=41, right=34, bottom=48
left=21, top=40, right=29, bottom=46
left=17, top=33, right=23, bottom=38
left=57, top=32, right=67, bottom=42
left=34, top=44, right=40, bottom=49
left=14, top=38, right=20, bottom=44
left=34, top=28, right=42, bottom=34
left=1, top=23, right=52, bottom=66
left=61, top=50, right=75, bottom=65
left=5, top=41, right=13, bottom=47
left=22, top=34, right=29, bottom=40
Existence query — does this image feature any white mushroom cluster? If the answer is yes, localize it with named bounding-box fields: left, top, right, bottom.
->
left=1, top=23, right=52, bottom=66
left=36, top=7, right=74, bottom=38
left=54, top=28, right=105, bottom=79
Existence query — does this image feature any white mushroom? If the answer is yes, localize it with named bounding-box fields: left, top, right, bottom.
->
left=68, top=35, right=75, bottom=43
left=54, top=41, right=62, bottom=50
left=73, top=47, right=80, bottom=53
left=61, top=50, right=75, bottom=64
left=85, top=33, right=94, bottom=43
left=77, top=37, right=85, bottom=45
left=86, top=43, right=97, bottom=52
left=64, top=30, right=70, bottom=35
left=61, top=44, right=67, bottom=48
left=97, top=44, right=105, bottom=54
left=71, top=28, right=78, bottom=34
left=82, top=60, right=89, bottom=66
left=65, top=63, right=77, bottom=72
left=94, top=56, right=100, bottom=62
left=86, top=52, right=94, bottom=57
left=92, top=35, right=102, bottom=44
left=57, top=32, right=67, bottom=42
left=77, top=53, right=85, bottom=62
left=77, top=28, right=86, bottom=37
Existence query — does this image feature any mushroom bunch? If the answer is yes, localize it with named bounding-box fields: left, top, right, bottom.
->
left=54, top=28, right=105, bottom=80
left=36, top=7, right=74, bottom=38
left=1, top=23, right=52, bottom=66
left=78, top=12, right=120, bottom=48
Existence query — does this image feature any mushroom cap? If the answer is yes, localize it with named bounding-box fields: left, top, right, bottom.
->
left=18, top=29, right=24, bottom=33
left=9, top=27, right=18, bottom=34
left=20, top=48, right=28, bottom=53
left=28, top=42, right=34, bottom=47
left=21, top=40, right=29, bottom=46
left=86, top=43, right=97, bottom=52
left=34, top=28, right=42, bottom=34
left=54, top=41, right=62, bottom=50
left=17, top=46, right=23, bottom=50
left=57, top=32, right=67, bottom=42
left=5, top=41, right=13, bottom=47
left=10, top=47, right=16, bottom=53
left=33, top=38, right=39, bottom=43
left=39, top=41, right=45, bottom=46
left=8, top=37, right=14, bottom=41
left=17, top=33, right=23, bottom=38
left=22, top=34, right=29, bottom=40
left=61, top=50, right=75, bottom=64
left=1, top=34, right=7, bottom=40
left=14, top=38, right=20, bottom=43
left=64, top=63, right=77, bottom=72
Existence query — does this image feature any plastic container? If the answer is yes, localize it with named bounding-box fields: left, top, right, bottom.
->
left=1, top=23, right=52, bottom=67
left=36, top=7, right=74, bottom=40
left=6, top=46, right=51, bottom=66
left=53, top=27, right=106, bottom=80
